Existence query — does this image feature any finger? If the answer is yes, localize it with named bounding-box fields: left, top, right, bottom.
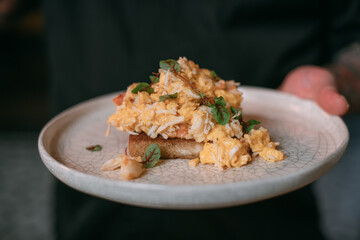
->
left=317, top=86, right=349, bottom=116
left=279, top=66, right=335, bottom=100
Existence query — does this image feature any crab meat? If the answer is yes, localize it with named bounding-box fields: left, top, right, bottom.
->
left=120, top=156, right=144, bottom=180
left=101, top=155, right=144, bottom=180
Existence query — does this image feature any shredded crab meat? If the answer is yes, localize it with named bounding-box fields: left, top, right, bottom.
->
left=134, top=123, right=142, bottom=132
left=229, top=145, right=239, bottom=159
left=160, top=133, right=168, bottom=139
left=120, top=156, right=144, bottom=180
left=127, top=130, right=139, bottom=135
left=156, top=110, right=170, bottom=114
left=169, top=86, right=181, bottom=95
left=156, top=116, right=184, bottom=133
left=134, top=95, right=139, bottom=104
left=164, top=71, right=169, bottom=89
left=147, top=125, right=158, bottom=137
left=146, top=103, right=156, bottom=109
left=101, top=158, right=122, bottom=171
left=187, top=89, right=201, bottom=99
left=102, top=155, right=144, bottom=180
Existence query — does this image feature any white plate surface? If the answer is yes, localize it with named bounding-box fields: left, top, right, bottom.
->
left=38, top=86, right=348, bottom=209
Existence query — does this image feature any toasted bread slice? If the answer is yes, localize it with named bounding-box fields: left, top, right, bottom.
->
left=129, top=134, right=203, bottom=159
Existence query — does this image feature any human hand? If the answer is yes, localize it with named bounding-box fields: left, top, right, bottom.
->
left=279, top=65, right=349, bottom=116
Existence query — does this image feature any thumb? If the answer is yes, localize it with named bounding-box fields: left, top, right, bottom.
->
left=317, top=86, right=349, bottom=116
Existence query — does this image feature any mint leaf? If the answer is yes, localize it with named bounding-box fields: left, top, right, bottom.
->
left=244, top=119, right=261, bottom=133
left=131, top=82, right=154, bottom=94
left=159, top=92, right=178, bottom=102
left=142, top=144, right=161, bottom=168
left=212, top=104, right=230, bottom=125
left=214, top=96, right=226, bottom=107
left=149, top=75, right=159, bottom=83
left=86, top=145, right=102, bottom=152
left=159, top=59, right=181, bottom=72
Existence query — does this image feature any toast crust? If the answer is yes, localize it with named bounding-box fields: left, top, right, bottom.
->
left=129, top=134, right=203, bottom=159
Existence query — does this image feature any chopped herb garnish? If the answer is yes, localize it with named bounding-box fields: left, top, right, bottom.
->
left=131, top=82, right=153, bottom=94
left=210, top=70, right=221, bottom=81
left=86, top=145, right=102, bottom=152
left=142, top=144, right=161, bottom=168
left=211, top=96, right=230, bottom=125
left=212, top=104, right=230, bottom=125
left=214, top=96, right=226, bottom=107
left=199, top=93, right=213, bottom=107
left=159, top=92, right=178, bottom=102
left=230, top=106, right=260, bottom=133
left=132, top=72, right=160, bottom=94
left=230, top=106, right=244, bottom=121
left=243, top=119, right=261, bottom=133
left=159, top=59, right=181, bottom=72
left=149, top=75, right=159, bottom=83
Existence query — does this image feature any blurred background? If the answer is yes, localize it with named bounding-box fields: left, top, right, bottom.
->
left=0, top=0, right=359, bottom=240
left=0, top=0, right=54, bottom=239
left=0, top=0, right=48, bottom=130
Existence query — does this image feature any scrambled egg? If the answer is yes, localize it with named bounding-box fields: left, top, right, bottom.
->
left=108, top=57, right=285, bottom=170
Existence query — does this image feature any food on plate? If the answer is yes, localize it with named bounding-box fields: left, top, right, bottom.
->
left=102, top=57, right=285, bottom=180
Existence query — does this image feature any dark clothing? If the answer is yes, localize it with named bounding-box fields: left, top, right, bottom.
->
left=44, top=1, right=359, bottom=239
left=56, top=181, right=323, bottom=240
left=45, top=0, right=359, bottom=113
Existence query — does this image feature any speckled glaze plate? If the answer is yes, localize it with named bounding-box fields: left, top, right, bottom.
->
left=38, top=86, right=348, bottom=209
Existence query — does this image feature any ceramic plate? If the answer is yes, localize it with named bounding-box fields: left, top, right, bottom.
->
left=38, top=86, right=348, bottom=209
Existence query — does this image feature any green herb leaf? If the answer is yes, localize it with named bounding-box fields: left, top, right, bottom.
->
left=230, top=106, right=244, bottom=120
left=230, top=106, right=238, bottom=115
left=149, top=75, right=159, bottom=83
left=159, top=92, right=178, bottom=102
left=131, top=82, right=154, bottom=94
left=132, top=82, right=149, bottom=93
left=146, top=87, right=154, bottom=94
left=142, top=144, right=161, bottom=168
left=210, top=70, right=221, bottom=81
left=210, top=96, right=230, bottom=125
left=86, top=145, right=102, bottom=152
left=159, top=59, right=181, bottom=72
left=210, top=70, right=218, bottom=77
left=199, top=93, right=212, bottom=107
left=214, top=96, right=226, bottom=107
left=212, top=104, right=230, bottom=125
left=244, top=119, right=261, bottom=133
